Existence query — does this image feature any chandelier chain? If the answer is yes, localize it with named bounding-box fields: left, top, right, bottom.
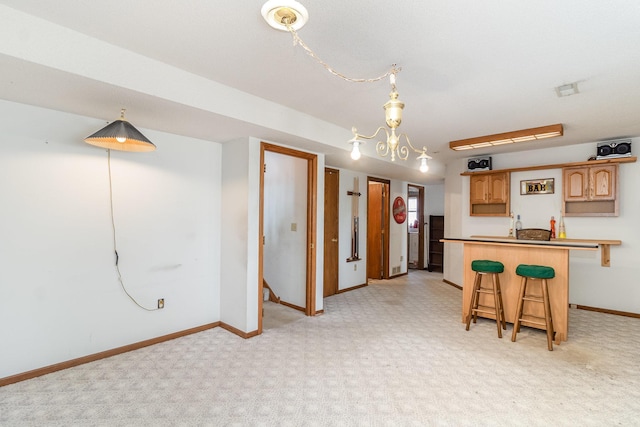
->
left=286, top=24, right=401, bottom=83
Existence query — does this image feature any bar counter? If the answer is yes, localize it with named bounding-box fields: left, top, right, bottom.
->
left=442, top=236, right=621, bottom=343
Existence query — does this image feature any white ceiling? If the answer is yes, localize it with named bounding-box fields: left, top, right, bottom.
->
left=2, top=0, right=640, bottom=184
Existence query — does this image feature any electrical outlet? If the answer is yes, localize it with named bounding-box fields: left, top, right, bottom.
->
left=158, top=298, right=165, bottom=309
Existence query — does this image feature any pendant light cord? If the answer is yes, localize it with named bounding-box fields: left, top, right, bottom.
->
left=107, top=149, right=157, bottom=311
left=286, top=24, right=401, bottom=83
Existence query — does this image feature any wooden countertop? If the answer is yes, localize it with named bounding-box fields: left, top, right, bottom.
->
left=442, top=235, right=621, bottom=267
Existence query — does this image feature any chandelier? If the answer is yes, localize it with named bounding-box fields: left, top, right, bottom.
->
left=349, top=70, right=431, bottom=172
left=261, top=0, right=431, bottom=172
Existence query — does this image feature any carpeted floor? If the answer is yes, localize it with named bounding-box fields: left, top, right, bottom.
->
left=2, top=270, right=639, bottom=426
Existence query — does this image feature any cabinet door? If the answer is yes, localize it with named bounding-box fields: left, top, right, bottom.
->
left=564, top=167, right=589, bottom=201
left=591, top=165, right=616, bottom=200
left=488, top=173, right=509, bottom=203
left=470, top=175, right=489, bottom=204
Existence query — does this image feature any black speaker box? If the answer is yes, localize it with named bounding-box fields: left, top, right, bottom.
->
left=467, top=157, right=492, bottom=171
left=596, top=140, right=632, bottom=160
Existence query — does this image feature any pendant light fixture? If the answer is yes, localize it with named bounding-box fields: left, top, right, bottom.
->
left=261, top=0, right=431, bottom=172
left=85, top=109, right=156, bottom=152
left=349, top=71, right=431, bottom=172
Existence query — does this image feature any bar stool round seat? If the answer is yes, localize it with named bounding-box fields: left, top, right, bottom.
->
left=466, top=260, right=506, bottom=338
left=512, top=264, right=556, bottom=350
left=515, top=264, right=555, bottom=279
left=472, top=260, right=505, bottom=274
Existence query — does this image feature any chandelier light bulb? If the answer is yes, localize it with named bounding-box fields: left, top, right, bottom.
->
left=350, top=140, right=361, bottom=160
left=419, top=157, right=429, bottom=173
left=116, top=136, right=127, bottom=143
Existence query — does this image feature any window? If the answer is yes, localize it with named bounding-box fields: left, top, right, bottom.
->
left=408, top=196, right=418, bottom=231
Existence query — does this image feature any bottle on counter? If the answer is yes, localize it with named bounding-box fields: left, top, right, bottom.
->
left=558, top=216, right=566, bottom=239
left=515, top=214, right=522, bottom=231
left=550, top=216, right=556, bottom=239
left=509, top=212, right=514, bottom=237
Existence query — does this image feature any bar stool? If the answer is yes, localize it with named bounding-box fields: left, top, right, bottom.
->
left=466, top=260, right=507, bottom=338
left=511, top=264, right=556, bottom=351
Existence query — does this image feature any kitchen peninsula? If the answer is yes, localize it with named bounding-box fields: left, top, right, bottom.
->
left=442, top=236, right=621, bottom=343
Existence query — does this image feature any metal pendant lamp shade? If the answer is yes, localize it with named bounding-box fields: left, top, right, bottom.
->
left=85, top=109, right=156, bottom=152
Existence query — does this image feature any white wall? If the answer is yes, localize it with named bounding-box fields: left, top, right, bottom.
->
left=0, top=100, right=221, bottom=378
left=220, top=137, right=261, bottom=333
left=263, top=151, right=308, bottom=307
left=444, top=141, right=640, bottom=313
left=337, top=169, right=368, bottom=289
left=425, top=184, right=445, bottom=218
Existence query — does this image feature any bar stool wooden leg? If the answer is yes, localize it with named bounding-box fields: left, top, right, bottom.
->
left=491, top=273, right=503, bottom=338
left=466, top=272, right=482, bottom=330
left=541, top=278, right=554, bottom=351
left=511, top=276, right=527, bottom=342
left=494, top=274, right=507, bottom=331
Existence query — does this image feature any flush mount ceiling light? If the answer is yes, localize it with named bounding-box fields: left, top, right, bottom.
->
left=555, top=82, right=579, bottom=97
left=449, top=124, right=563, bottom=151
left=261, top=0, right=309, bottom=31
left=85, top=109, right=156, bottom=152
left=261, top=1, right=431, bottom=172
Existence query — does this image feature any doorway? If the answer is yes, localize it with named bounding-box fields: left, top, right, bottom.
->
left=259, top=142, right=317, bottom=334
left=367, top=177, right=390, bottom=280
left=323, top=168, right=339, bottom=297
left=407, top=184, right=425, bottom=270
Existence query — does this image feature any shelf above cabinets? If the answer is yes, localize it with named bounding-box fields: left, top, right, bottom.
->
left=460, top=156, right=636, bottom=176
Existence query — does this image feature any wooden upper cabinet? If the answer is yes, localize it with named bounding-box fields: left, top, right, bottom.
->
left=469, top=171, right=510, bottom=216
left=563, top=164, right=618, bottom=216
left=564, top=167, right=589, bottom=201
left=470, top=175, right=489, bottom=204
left=488, top=173, right=509, bottom=203
left=592, top=166, right=616, bottom=200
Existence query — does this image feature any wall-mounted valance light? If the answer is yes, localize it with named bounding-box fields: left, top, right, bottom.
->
left=85, top=109, right=156, bottom=152
left=449, top=124, right=563, bottom=151
left=261, top=0, right=431, bottom=172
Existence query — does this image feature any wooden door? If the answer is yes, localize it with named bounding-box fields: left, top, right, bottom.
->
left=367, top=178, right=390, bottom=280
left=323, top=168, right=339, bottom=297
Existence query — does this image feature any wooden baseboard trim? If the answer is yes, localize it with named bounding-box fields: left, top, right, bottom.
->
left=279, top=300, right=306, bottom=312
left=575, top=305, right=640, bottom=319
left=219, top=322, right=260, bottom=339
left=337, top=283, right=368, bottom=294
left=442, top=279, right=463, bottom=290
left=0, top=322, right=220, bottom=388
